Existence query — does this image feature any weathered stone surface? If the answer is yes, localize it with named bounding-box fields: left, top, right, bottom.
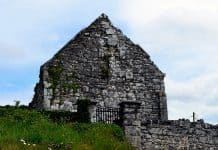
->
left=29, top=13, right=167, bottom=122
left=141, top=119, right=218, bottom=150
left=120, top=101, right=142, bottom=149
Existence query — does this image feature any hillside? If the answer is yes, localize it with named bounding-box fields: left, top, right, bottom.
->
left=0, top=106, right=133, bottom=150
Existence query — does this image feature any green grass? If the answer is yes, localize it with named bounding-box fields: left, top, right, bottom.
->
left=0, top=107, right=133, bottom=150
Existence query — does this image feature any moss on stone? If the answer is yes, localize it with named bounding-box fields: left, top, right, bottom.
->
left=48, top=59, right=63, bottom=89
left=48, top=59, right=80, bottom=104
left=100, top=65, right=110, bottom=79
left=65, top=72, right=80, bottom=94
left=48, top=56, right=64, bottom=101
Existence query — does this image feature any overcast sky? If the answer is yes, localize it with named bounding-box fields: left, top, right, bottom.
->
left=1, top=0, right=218, bottom=124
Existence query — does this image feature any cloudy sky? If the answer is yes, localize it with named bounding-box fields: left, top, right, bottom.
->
left=1, top=0, right=218, bottom=124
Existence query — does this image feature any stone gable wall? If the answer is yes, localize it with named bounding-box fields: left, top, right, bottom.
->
left=30, top=14, right=168, bottom=121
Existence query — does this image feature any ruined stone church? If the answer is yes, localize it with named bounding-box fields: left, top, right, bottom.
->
left=30, top=13, right=167, bottom=122
left=30, top=14, right=218, bottom=149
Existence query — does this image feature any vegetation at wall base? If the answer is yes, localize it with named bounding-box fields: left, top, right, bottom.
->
left=0, top=106, right=133, bottom=150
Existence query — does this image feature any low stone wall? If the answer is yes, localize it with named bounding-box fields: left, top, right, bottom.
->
left=141, top=119, right=218, bottom=150
left=118, top=101, right=218, bottom=149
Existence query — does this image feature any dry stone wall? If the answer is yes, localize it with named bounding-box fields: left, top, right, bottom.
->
left=141, top=120, right=218, bottom=150
left=119, top=104, right=218, bottom=150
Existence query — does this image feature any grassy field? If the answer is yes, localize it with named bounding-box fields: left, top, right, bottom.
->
left=0, top=107, right=133, bottom=150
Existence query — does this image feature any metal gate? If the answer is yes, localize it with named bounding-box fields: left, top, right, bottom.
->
left=96, top=107, right=120, bottom=123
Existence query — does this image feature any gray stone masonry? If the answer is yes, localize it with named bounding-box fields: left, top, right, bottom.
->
left=30, top=13, right=168, bottom=122
left=88, top=101, right=97, bottom=123
left=120, top=101, right=142, bottom=149
left=141, top=119, right=218, bottom=150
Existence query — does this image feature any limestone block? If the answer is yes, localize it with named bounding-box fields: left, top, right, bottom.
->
left=83, top=86, right=89, bottom=92
left=98, top=39, right=105, bottom=46
left=100, top=20, right=110, bottom=28
left=106, top=28, right=115, bottom=35
left=149, top=128, right=163, bottom=135
left=51, top=104, right=59, bottom=110
left=126, top=70, right=133, bottom=79
left=107, top=35, right=118, bottom=46
left=119, top=48, right=126, bottom=58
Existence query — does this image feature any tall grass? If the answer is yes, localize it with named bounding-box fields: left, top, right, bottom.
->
left=0, top=107, right=133, bottom=150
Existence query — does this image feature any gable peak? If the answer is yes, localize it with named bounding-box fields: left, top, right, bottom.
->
left=99, top=13, right=109, bottom=19
left=91, top=13, right=112, bottom=25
